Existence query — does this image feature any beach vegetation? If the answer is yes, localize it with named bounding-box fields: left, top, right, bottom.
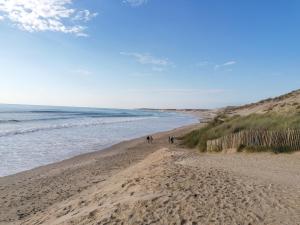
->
left=182, top=112, right=300, bottom=153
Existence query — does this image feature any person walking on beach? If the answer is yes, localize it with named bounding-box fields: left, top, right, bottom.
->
left=170, top=136, right=175, bottom=144
left=150, top=136, right=153, bottom=144
left=146, top=136, right=153, bottom=144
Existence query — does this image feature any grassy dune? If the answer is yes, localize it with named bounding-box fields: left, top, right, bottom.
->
left=182, top=112, right=300, bottom=152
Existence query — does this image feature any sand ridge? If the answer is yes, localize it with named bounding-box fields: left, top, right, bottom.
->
left=20, top=148, right=300, bottom=225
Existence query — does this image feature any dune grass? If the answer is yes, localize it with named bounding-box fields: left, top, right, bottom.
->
left=182, top=112, right=300, bottom=152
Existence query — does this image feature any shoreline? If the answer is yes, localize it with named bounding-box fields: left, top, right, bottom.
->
left=0, top=109, right=200, bottom=178
left=1, top=122, right=200, bottom=179
left=1, top=119, right=300, bottom=224
left=0, top=123, right=203, bottom=224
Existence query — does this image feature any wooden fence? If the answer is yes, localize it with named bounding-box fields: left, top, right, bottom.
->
left=206, top=129, right=300, bottom=152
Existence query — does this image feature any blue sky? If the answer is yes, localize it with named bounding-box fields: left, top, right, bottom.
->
left=0, top=0, right=300, bottom=109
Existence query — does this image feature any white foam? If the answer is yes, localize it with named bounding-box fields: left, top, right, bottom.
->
left=0, top=107, right=197, bottom=177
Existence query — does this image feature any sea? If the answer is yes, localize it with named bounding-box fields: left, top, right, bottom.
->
left=0, top=104, right=198, bottom=177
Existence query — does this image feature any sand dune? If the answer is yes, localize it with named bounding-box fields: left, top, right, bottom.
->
left=1, top=124, right=300, bottom=225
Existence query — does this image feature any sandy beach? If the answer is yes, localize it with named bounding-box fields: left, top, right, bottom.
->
left=2, top=1, right=300, bottom=224
left=0, top=121, right=300, bottom=225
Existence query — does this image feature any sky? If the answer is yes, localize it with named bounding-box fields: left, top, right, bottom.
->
left=0, top=0, right=300, bottom=109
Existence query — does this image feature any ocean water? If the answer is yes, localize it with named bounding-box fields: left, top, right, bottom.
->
left=0, top=104, right=197, bottom=177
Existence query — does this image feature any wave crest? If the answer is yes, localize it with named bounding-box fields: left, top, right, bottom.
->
left=0, top=117, right=151, bottom=138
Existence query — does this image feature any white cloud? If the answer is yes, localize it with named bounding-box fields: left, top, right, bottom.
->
left=195, top=60, right=236, bottom=71
left=73, top=69, right=92, bottom=76
left=214, top=60, right=237, bottom=70
left=0, top=15, right=4, bottom=20
left=0, top=0, right=97, bottom=36
left=120, top=52, right=173, bottom=67
left=73, top=9, right=97, bottom=22
left=123, top=0, right=148, bottom=7
left=223, top=61, right=236, bottom=66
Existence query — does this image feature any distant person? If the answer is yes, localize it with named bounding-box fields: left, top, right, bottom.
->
left=146, top=136, right=150, bottom=143
left=150, top=136, right=153, bottom=144
left=170, top=136, right=175, bottom=144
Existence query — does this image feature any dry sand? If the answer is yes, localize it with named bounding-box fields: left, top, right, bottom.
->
left=1, top=123, right=300, bottom=225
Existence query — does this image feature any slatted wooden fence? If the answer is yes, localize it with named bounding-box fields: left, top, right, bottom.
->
left=206, top=129, right=300, bottom=152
